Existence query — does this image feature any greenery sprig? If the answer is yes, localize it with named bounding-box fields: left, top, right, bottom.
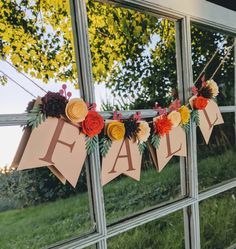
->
left=151, top=134, right=161, bottom=149
left=191, top=109, right=200, bottom=126
left=27, top=105, right=46, bottom=129
left=85, top=135, right=99, bottom=155
left=99, top=136, right=112, bottom=157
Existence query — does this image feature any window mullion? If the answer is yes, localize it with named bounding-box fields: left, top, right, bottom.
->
left=70, top=1, right=107, bottom=249
left=181, top=16, right=201, bottom=249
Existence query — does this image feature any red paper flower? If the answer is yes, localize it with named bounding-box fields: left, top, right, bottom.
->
left=82, top=111, right=104, bottom=137
left=193, top=96, right=208, bottom=110
left=154, top=116, right=173, bottom=137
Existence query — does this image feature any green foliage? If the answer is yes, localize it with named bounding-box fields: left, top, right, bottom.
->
left=151, top=133, right=161, bottom=149
left=138, top=142, right=147, bottom=154
left=99, top=136, right=112, bottom=157
left=85, top=135, right=98, bottom=155
left=191, top=109, right=200, bottom=126
left=181, top=122, right=190, bottom=133
left=27, top=105, right=46, bottom=129
left=0, top=75, right=7, bottom=86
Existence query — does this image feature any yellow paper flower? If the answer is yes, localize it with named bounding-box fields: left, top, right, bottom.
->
left=179, top=105, right=190, bottom=125
left=136, top=121, right=151, bottom=143
left=207, top=79, right=219, bottom=97
left=107, top=121, right=125, bottom=141
left=167, top=111, right=181, bottom=128
left=65, top=98, right=88, bottom=123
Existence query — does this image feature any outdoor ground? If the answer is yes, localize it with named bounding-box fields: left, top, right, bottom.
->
left=0, top=150, right=236, bottom=249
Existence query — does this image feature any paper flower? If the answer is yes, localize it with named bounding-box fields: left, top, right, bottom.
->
left=193, top=96, right=208, bottom=110
left=65, top=98, right=88, bottom=123
left=82, top=111, right=104, bottom=137
left=167, top=111, right=181, bottom=128
left=136, top=121, right=151, bottom=143
left=207, top=79, right=219, bottom=97
left=41, top=92, right=68, bottom=118
left=198, top=85, right=213, bottom=99
left=179, top=105, right=190, bottom=125
left=107, top=121, right=125, bottom=141
left=154, top=116, right=172, bottom=137
left=124, top=120, right=139, bottom=139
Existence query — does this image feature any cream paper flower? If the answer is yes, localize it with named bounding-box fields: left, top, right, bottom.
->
left=207, top=79, right=219, bottom=97
left=167, top=111, right=181, bottom=128
left=136, top=121, right=151, bottom=143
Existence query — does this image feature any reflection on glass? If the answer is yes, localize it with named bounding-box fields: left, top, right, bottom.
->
left=197, top=113, right=236, bottom=191
left=0, top=127, right=93, bottom=248
left=0, top=0, right=79, bottom=114
left=191, top=23, right=235, bottom=106
left=200, top=189, right=236, bottom=249
left=86, top=0, right=178, bottom=111
left=104, top=157, right=183, bottom=224
left=86, top=0, right=182, bottom=224
left=108, top=210, right=184, bottom=249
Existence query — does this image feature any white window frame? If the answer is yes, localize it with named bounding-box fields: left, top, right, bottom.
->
left=0, top=0, right=236, bottom=248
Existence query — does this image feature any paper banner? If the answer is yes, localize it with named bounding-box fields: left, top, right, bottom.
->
left=101, top=138, right=142, bottom=186
left=149, top=125, right=187, bottom=172
left=12, top=117, right=87, bottom=188
left=189, top=97, right=224, bottom=144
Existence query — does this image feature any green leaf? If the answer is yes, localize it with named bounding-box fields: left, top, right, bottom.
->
left=151, top=134, right=161, bottom=149
left=191, top=109, right=200, bottom=126
left=138, top=142, right=147, bottom=154
left=99, top=136, right=112, bottom=157
left=181, top=122, right=190, bottom=133
left=86, top=135, right=98, bottom=155
left=27, top=106, right=46, bottom=130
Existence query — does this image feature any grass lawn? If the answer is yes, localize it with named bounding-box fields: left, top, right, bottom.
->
left=0, top=150, right=236, bottom=248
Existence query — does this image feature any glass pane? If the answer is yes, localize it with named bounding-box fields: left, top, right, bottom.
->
left=108, top=210, right=184, bottom=249
left=0, top=126, right=94, bottom=248
left=0, top=0, right=80, bottom=114
left=104, top=158, right=183, bottom=224
left=86, top=0, right=178, bottom=111
left=197, top=113, right=236, bottom=191
left=86, top=0, right=183, bottom=225
left=191, top=22, right=235, bottom=106
left=200, top=188, right=236, bottom=249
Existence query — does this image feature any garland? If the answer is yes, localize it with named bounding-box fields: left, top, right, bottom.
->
left=26, top=78, right=219, bottom=156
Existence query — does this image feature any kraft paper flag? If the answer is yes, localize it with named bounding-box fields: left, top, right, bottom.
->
left=190, top=97, right=224, bottom=144
left=149, top=125, right=187, bottom=172
left=12, top=117, right=87, bottom=188
left=101, top=138, right=142, bottom=186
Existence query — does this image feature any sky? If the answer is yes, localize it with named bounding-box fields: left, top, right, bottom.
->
left=0, top=60, right=113, bottom=168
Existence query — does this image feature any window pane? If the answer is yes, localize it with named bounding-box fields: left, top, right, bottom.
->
left=86, top=0, right=184, bottom=225
left=0, top=0, right=80, bottom=114
left=200, top=189, right=236, bottom=249
left=0, top=126, right=94, bottom=248
left=104, top=158, right=184, bottom=224
left=86, top=0, right=178, bottom=111
left=197, top=113, right=236, bottom=191
left=108, top=210, right=184, bottom=249
left=191, top=23, right=235, bottom=106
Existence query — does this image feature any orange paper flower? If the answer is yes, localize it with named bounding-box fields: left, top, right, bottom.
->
left=193, top=96, right=208, bottom=110
left=154, top=116, right=173, bottom=137
left=82, top=111, right=104, bottom=137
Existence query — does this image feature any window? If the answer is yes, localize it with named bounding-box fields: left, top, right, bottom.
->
left=0, top=0, right=236, bottom=248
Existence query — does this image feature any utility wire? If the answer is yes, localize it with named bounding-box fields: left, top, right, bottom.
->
left=2, top=58, right=47, bottom=93
left=0, top=70, right=36, bottom=98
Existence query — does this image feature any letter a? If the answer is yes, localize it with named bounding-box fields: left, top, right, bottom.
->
left=101, top=139, right=142, bottom=185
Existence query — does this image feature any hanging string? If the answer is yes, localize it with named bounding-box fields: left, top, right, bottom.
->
left=193, top=40, right=236, bottom=84
left=0, top=70, right=36, bottom=98
left=210, top=40, right=236, bottom=79
left=2, top=58, right=47, bottom=93
left=193, top=48, right=220, bottom=84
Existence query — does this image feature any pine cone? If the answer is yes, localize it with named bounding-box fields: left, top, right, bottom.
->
left=41, top=92, right=68, bottom=118
left=124, top=120, right=139, bottom=139
left=198, top=86, right=213, bottom=99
